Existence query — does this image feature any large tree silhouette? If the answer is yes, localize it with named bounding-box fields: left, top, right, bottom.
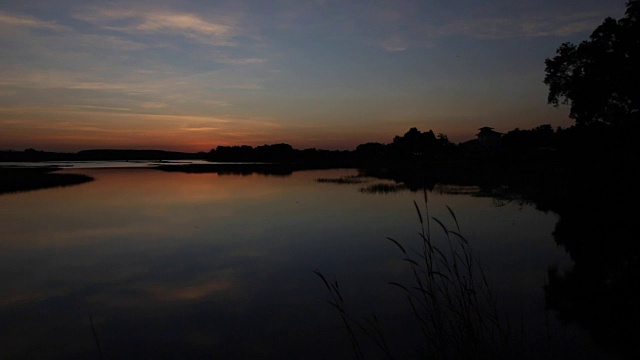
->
left=544, top=0, right=639, bottom=126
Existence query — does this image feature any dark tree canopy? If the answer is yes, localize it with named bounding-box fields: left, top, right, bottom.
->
left=544, top=0, right=640, bottom=126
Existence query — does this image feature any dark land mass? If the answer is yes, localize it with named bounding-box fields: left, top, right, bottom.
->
left=0, top=167, right=93, bottom=195
left=155, top=123, right=638, bottom=214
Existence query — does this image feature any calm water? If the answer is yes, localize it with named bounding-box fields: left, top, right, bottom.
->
left=0, top=166, right=613, bottom=359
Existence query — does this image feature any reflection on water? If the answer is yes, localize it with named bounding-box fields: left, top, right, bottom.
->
left=0, top=167, right=608, bottom=359
left=544, top=178, right=640, bottom=359
left=0, top=160, right=212, bottom=169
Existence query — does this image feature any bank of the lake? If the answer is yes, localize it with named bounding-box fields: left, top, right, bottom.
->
left=0, top=167, right=93, bottom=195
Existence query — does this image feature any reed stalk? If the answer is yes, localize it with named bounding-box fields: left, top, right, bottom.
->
left=316, top=190, right=515, bottom=359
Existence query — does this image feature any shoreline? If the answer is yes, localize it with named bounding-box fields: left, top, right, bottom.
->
left=0, top=167, right=94, bottom=195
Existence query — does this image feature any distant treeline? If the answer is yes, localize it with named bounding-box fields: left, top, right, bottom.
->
left=206, top=122, right=637, bottom=165
left=205, top=128, right=454, bottom=165
left=203, top=128, right=496, bottom=164
left=2, top=122, right=637, bottom=167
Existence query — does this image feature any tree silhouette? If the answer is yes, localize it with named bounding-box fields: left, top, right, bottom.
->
left=544, top=0, right=640, bottom=126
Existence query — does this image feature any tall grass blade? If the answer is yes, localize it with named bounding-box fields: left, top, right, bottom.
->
left=446, top=205, right=461, bottom=233
left=431, top=217, right=449, bottom=236
left=414, top=200, right=423, bottom=225
left=387, top=237, right=407, bottom=254
left=313, top=270, right=331, bottom=291
left=88, top=311, right=104, bottom=360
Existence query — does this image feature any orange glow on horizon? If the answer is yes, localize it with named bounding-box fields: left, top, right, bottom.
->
left=0, top=103, right=572, bottom=152
left=0, top=125, right=487, bottom=153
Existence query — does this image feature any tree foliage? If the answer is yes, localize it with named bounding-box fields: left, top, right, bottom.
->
left=544, top=0, right=640, bottom=126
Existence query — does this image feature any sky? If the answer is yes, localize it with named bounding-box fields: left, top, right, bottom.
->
left=0, top=0, right=628, bottom=152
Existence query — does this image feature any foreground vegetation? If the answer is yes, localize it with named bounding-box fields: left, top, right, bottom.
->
left=315, top=3, right=640, bottom=357
left=316, top=196, right=518, bottom=359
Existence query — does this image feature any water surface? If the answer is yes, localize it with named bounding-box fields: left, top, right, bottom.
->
left=0, top=167, right=603, bottom=359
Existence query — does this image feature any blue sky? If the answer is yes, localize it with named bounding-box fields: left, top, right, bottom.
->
left=0, top=0, right=627, bottom=151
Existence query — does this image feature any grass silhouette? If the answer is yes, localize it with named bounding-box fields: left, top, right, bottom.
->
left=316, top=191, right=517, bottom=359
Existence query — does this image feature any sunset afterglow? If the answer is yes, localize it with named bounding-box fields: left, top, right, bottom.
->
left=0, top=0, right=625, bottom=151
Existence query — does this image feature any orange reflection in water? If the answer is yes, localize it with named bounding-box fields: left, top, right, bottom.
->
left=148, top=278, right=234, bottom=302
left=0, top=168, right=304, bottom=250
left=0, top=167, right=572, bottom=359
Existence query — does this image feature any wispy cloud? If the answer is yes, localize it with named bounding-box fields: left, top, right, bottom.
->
left=183, top=126, right=221, bottom=132
left=0, top=69, right=84, bottom=89
left=0, top=103, right=289, bottom=151
left=77, top=34, right=148, bottom=51
left=442, top=12, right=607, bottom=39
left=0, top=11, right=64, bottom=30
left=519, top=13, right=604, bottom=37
left=370, top=9, right=608, bottom=51
left=74, top=6, right=238, bottom=46
left=140, top=101, right=167, bottom=109
left=67, top=82, right=129, bottom=90
left=0, top=68, right=128, bottom=91
left=135, top=13, right=230, bottom=36
left=375, top=35, right=410, bottom=52
left=216, top=57, right=268, bottom=65
left=59, top=105, right=132, bottom=112
left=221, top=83, right=264, bottom=90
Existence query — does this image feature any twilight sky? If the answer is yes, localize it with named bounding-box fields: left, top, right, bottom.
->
left=0, top=0, right=627, bottom=152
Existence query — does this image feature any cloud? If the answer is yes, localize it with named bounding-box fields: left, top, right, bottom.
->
left=221, top=83, right=264, bottom=90
left=369, top=7, right=609, bottom=52
left=0, top=68, right=133, bottom=91
left=74, top=7, right=238, bottom=46
left=450, top=12, right=607, bottom=39
left=77, top=34, right=148, bottom=51
left=216, top=57, right=268, bottom=65
left=375, top=35, right=410, bottom=52
left=59, top=105, right=132, bottom=112
left=183, top=126, right=221, bottom=132
left=0, top=69, right=83, bottom=89
left=519, top=13, right=604, bottom=37
left=135, top=13, right=230, bottom=36
left=140, top=101, right=167, bottom=109
left=0, top=11, right=63, bottom=30
left=67, top=82, right=129, bottom=90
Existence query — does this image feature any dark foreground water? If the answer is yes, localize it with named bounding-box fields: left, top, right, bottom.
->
left=0, top=166, right=620, bottom=359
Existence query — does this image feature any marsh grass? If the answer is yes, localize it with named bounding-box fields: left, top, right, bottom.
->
left=316, top=175, right=407, bottom=194
left=359, top=183, right=407, bottom=194
left=316, top=191, right=518, bottom=359
left=316, top=175, right=368, bottom=184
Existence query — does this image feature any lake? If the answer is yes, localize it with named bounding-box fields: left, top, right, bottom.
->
left=0, top=165, right=619, bottom=359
